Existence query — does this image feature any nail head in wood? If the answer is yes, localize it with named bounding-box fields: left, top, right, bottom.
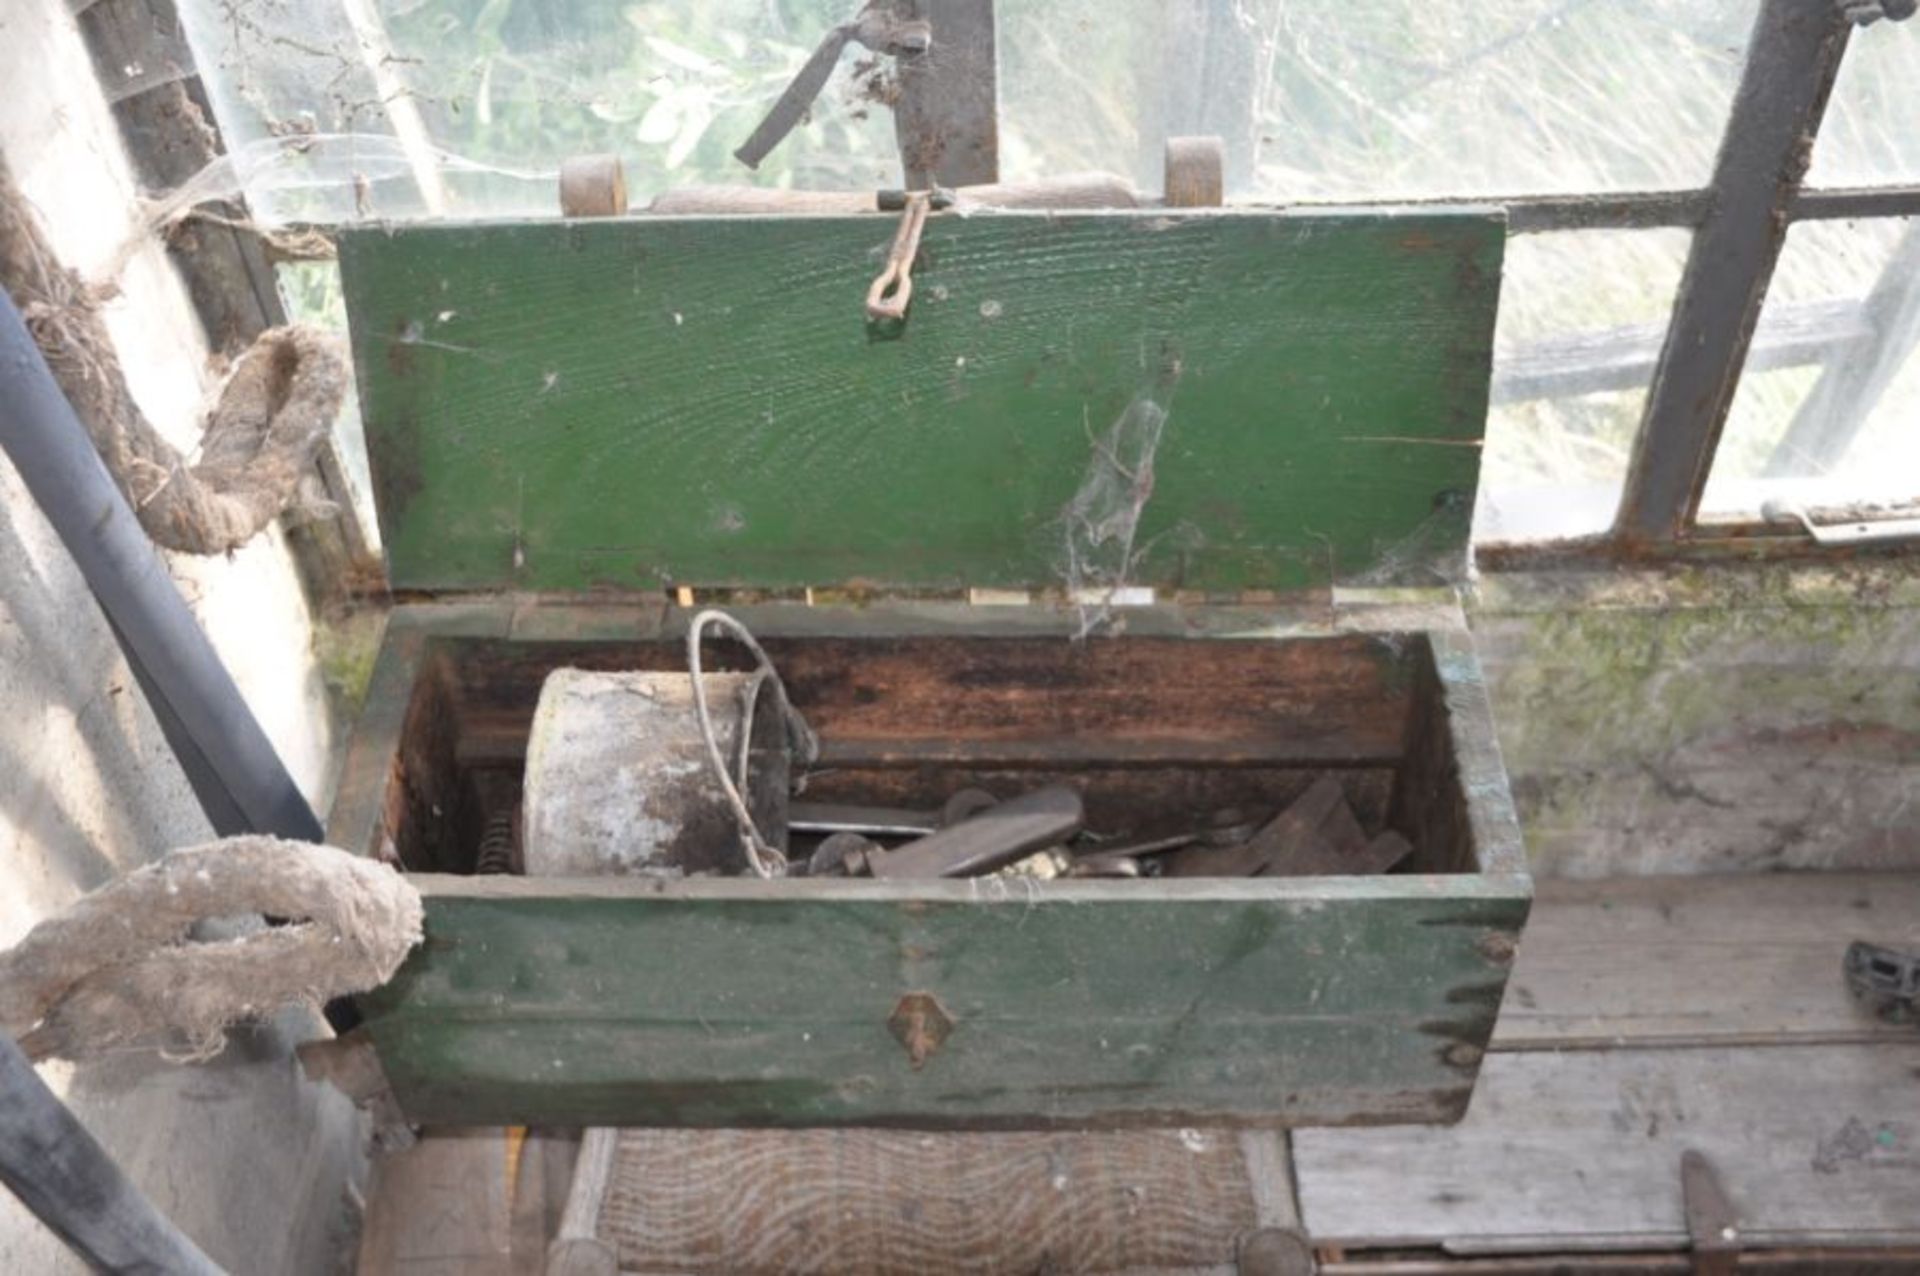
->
left=888, top=991, right=954, bottom=1069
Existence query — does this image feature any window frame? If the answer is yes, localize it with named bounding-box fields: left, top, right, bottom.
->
left=113, top=0, right=1920, bottom=573
left=1471, top=0, right=1920, bottom=566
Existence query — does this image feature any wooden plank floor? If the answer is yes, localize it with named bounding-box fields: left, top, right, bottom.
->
left=1296, top=873, right=1920, bottom=1254
left=358, top=1129, right=577, bottom=1275
left=1493, top=874, right=1920, bottom=1051
left=594, top=1129, right=1293, bottom=1274
left=1296, top=1044, right=1920, bottom=1251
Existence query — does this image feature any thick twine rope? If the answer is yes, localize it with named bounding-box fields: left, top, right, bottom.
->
left=0, top=839, right=422, bottom=1062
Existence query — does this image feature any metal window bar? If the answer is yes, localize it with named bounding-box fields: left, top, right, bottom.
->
left=1249, top=184, right=1920, bottom=235
left=894, top=0, right=999, bottom=189
left=1614, top=0, right=1855, bottom=548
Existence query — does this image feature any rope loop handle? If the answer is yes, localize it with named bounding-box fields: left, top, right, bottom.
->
left=686, top=609, right=818, bottom=878
left=0, top=838, right=422, bottom=1062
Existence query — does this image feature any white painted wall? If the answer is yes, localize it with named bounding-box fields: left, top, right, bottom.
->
left=0, top=0, right=363, bottom=1270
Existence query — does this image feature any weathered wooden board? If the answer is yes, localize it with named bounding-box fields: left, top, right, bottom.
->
left=1297, top=871, right=1920, bottom=1251
left=356, top=1127, right=579, bottom=1276
left=355, top=874, right=1528, bottom=1129
left=444, top=631, right=1420, bottom=770
left=592, top=1128, right=1274, bottom=1274
left=1496, top=873, right=1920, bottom=1050
left=1293, top=1043, right=1920, bottom=1250
left=337, top=211, right=1502, bottom=593
left=356, top=1129, right=517, bottom=1275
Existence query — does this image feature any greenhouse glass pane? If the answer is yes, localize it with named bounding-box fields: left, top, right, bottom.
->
left=1245, top=0, right=1752, bottom=201
left=277, top=261, right=382, bottom=552
left=176, top=1, right=1758, bottom=221
left=1475, top=229, right=1690, bottom=545
left=1702, top=218, right=1920, bottom=522
left=176, top=0, right=907, bottom=222
left=1807, top=17, right=1920, bottom=189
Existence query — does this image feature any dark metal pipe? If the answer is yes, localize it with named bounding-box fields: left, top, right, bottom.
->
left=0, top=1034, right=224, bottom=1274
left=1614, top=0, right=1852, bottom=545
left=0, top=289, right=322, bottom=843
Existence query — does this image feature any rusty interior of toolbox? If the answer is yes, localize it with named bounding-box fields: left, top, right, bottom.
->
left=383, top=631, right=1478, bottom=879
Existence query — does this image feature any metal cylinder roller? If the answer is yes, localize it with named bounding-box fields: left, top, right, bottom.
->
left=522, top=668, right=789, bottom=877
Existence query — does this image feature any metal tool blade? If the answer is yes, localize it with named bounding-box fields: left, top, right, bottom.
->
left=862, top=786, right=1084, bottom=879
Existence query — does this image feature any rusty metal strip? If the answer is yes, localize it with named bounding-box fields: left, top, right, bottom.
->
left=735, top=5, right=934, bottom=171
left=1499, top=190, right=1711, bottom=233
left=893, top=0, right=998, bottom=188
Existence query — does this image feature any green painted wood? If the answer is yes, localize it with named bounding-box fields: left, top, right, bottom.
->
left=358, top=875, right=1529, bottom=1128
left=338, top=211, right=1503, bottom=594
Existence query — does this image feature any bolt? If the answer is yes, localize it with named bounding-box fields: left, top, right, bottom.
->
left=1477, top=931, right=1518, bottom=965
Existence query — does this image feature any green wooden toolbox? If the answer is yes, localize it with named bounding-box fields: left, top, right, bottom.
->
left=326, top=206, right=1530, bottom=1129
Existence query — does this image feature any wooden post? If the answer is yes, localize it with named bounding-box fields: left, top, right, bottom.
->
left=545, top=1128, right=618, bottom=1276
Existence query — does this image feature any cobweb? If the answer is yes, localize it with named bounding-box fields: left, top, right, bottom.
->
left=1344, top=488, right=1475, bottom=588
left=1059, top=393, right=1172, bottom=639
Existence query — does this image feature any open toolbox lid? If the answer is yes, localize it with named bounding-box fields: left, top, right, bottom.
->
left=337, top=208, right=1503, bottom=596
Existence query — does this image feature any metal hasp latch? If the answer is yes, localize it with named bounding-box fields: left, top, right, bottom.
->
left=1681, top=1149, right=1742, bottom=1276
left=865, top=186, right=953, bottom=321
left=1839, top=0, right=1917, bottom=25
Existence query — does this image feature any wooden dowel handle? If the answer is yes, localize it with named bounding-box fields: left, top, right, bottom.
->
left=1164, top=136, right=1226, bottom=208
left=649, top=171, right=1139, bottom=216
left=559, top=155, right=628, bottom=217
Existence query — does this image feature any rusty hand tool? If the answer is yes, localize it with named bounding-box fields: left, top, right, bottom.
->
left=855, top=786, right=1084, bottom=879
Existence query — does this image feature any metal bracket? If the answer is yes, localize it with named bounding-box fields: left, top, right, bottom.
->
left=1839, top=0, right=1917, bottom=26
left=1845, top=940, right=1920, bottom=1022
left=1761, top=500, right=1920, bottom=546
